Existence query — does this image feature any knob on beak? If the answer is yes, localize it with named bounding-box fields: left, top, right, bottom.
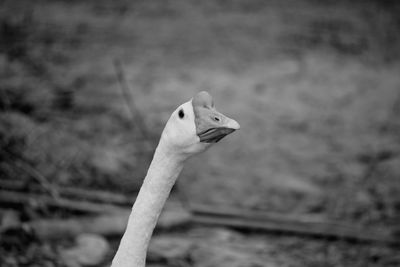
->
left=192, top=91, right=240, bottom=143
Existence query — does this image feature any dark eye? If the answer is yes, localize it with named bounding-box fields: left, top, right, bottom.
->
left=178, top=109, right=185, bottom=119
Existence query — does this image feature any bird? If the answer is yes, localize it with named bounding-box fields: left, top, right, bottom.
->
left=111, top=91, right=240, bottom=267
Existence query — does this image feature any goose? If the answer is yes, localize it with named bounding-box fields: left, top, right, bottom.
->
left=111, top=91, right=240, bottom=267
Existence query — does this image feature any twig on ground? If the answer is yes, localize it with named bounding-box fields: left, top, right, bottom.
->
left=0, top=179, right=134, bottom=205
left=113, top=59, right=151, bottom=140
left=9, top=156, right=59, bottom=199
left=0, top=190, right=125, bottom=214
left=2, top=205, right=191, bottom=240
left=189, top=204, right=399, bottom=246
left=2, top=200, right=397, bottom=246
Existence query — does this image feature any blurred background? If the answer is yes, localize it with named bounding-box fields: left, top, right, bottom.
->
left=1, top=0, right=400, bottom=266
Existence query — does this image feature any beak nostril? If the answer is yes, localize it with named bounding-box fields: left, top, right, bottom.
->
left=214, top=117, right=220, bottom=122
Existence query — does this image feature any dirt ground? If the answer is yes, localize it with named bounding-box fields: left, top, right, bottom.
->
left=1, top=0, right=400, bottom=266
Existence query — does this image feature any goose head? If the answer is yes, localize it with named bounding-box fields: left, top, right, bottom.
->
left=160, top=91, right=240, bottom=156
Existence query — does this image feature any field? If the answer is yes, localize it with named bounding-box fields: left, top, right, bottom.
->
left=1, top=0, right=400, bottom=266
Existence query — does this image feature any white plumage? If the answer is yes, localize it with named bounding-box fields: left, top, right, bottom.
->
left=111, top=91, right=239, bottom=267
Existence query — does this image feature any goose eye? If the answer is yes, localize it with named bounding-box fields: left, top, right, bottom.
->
left=178, top=109, right=185, bottom=119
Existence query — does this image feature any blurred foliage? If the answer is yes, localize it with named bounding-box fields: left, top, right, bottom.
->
left=0, top=0, right=399, bottom=219
left=0, top=9, right=153, bottom=192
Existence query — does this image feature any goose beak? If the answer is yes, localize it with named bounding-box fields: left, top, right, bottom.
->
left=192, top=91, right=240, bottom=143
left=197, top=113, right=240, bottom=143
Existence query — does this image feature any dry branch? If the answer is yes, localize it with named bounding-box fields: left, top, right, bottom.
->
left=8, top=156, right=59, bottom=199
left=22, top=212, right=131, bottom=239
left=4, top=200, right=397, bottom=245
left=113, top=59, right=151, bottom=140
left=189, top=204, right=399, bottom=245
left=0, top=190, right=125, bottom=214
left=0, top=179, right=133, bottom=206
left=7, top=208, right=191, bottom=240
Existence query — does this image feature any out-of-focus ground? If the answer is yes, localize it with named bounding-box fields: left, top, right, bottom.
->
left=1, top=0, right=400, bottom=266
